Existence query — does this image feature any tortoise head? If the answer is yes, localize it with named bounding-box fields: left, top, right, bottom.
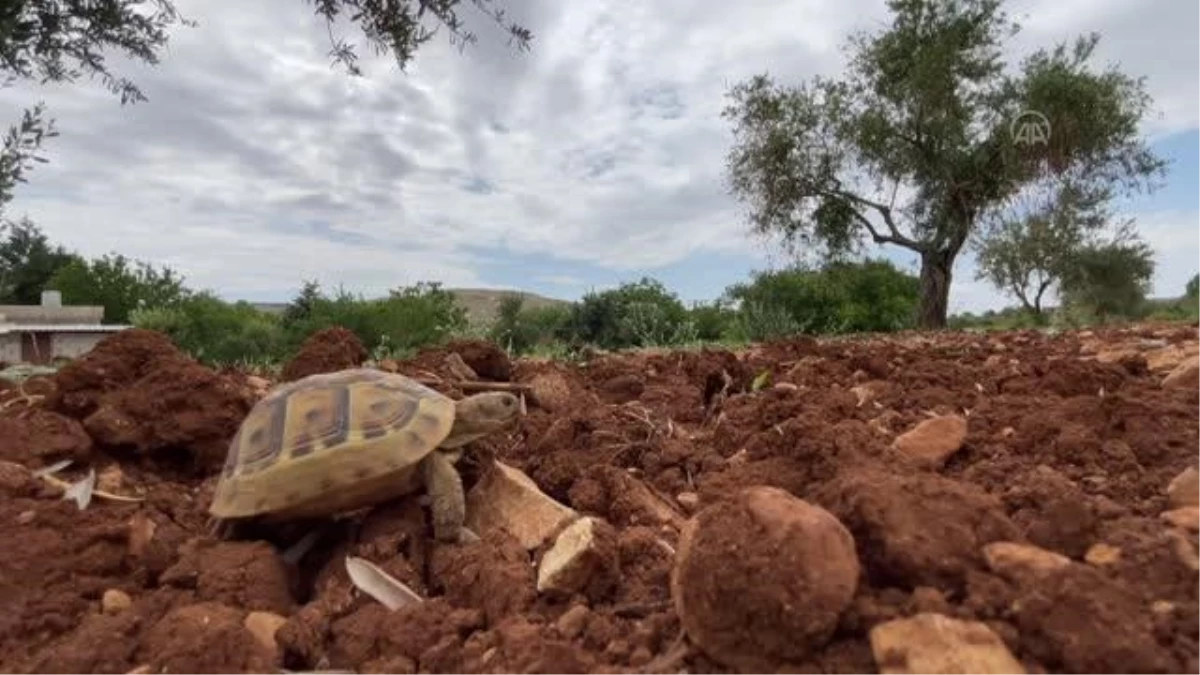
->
left=441, top=391, right=523, bottom=448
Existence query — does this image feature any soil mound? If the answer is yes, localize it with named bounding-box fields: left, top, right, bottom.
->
left=280, top=326, right=368, bottom=382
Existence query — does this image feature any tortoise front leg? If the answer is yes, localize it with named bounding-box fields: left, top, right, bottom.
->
left=421, top=450, right=478, bottom=543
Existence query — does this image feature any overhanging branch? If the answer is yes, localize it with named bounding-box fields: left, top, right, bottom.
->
left=821, top=185, right=919, bottom=249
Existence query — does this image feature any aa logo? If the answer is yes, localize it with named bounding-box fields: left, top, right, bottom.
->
left=1010, top=110, right=1051, bottom=147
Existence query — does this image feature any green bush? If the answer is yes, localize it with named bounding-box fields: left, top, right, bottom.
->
left=131, top=292, right=284, bottom=366
left=724, top=258, right=919, bottom=337
left=1186, top=273, right=1198, bottom=299
left=280, top=281, right=468, bottom=357
left=488, top=295, right=573, bottom=354
left=687, top=301, right=737, bottom=342
left=565, top=277, right=693, bottom=350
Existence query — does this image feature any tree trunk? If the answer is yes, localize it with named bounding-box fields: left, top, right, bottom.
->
left=916, top=250, right=953, bottom=329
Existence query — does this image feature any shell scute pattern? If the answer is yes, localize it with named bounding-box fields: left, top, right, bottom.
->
left=211, top=369, right=458, bottom=520
left=225, top=369, right=446, bottom=478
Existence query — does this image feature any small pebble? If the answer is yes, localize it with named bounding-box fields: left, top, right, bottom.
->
left=1084, top=543, right=1122, bottom=566
left=102, top=589, right=132, bottom=615
left=16, top=510, right=35, bottom=524
left=676, top=492, right=700, bottom=513
left=243, top=611, right=288, bottom=652
left=555, top=604, right=590, bottom=639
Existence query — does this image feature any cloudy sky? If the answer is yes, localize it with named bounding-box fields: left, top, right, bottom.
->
left=3, top=0, right=1197, bottom=314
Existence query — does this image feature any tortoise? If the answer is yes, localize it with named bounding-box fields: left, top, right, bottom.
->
left=208, top=368, right=522, bottom=543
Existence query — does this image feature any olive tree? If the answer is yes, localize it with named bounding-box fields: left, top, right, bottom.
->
left=1, top=0, right=532, bottom=213
left=1057, top=221, right=1156, bottom=322
left=721, top=0, right=1165, bottom=328
left=972, top=178, right=1108, bottom=315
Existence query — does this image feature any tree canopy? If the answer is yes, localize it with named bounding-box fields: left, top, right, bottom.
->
left=721, top=0, right=1165, bottom=328
left=0, top=217, right=82, bottom=304
left=1057, top=222, right=1156, bottom=322
left=972, top=178, right=1109, bottom=315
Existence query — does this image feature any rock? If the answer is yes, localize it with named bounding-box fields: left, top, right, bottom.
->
left=536, top=516, right=619, bottom=601
left=982, top=542, right=1071, bottom=584
left=1083, top=543, right=1121, bottom=566
left=444, top=352, right=479, bottom=381
left=1167, top=530, right=1199, bottom=572
left=851, top=381, right=886, bottom=407
left=101, top=589, right=132, bottom=614
left=15, top=510, right=35, bottom=524
left=1144, top=344, right=1196, bottom=372
left=1160, top=507, right=1200, bottom=531
left=465, top=460, right=579, bottom=550
left=1094, top=348, right=1138, bottom=364
left=245, top=375, right=271, bottom=391
left=676, top=491, right=701, bottom=513
left=243, top=611, right=288, bottom=653
left=772, top=382, right=798, bottom=392
left=869, top=612, right=1024, bottom=674
left=672, top=486, right=859, bottom=672
left=554, top=604, right=590, bottom=639
left=447, top=339, right=511, bottom=381
left=891, top=414, right=968, bottom=469
left=1167, top=467, right=1199, bottom=509
left=1161, top=356, right=1199, bottom=389
left=96, top=464, right=126, bottom=494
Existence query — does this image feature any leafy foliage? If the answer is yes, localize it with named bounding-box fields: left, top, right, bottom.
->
left=279, top=281, right=468, bottom=356
left=48, top=253, right=190, bottom=323
left=721, top=0, right=1165, bottom=328
left=1186, top=274, right=1199, bottom=299
left=566, top=278, right=694, bottom=350
left=132, top=293, right=284, bottom=366
left=725, top=259, right=920, bottom=339
left=311, top=0, right=532, bottom=76
left=487, top=294, right=571, bottom=354
left=972, top=179, right=1109, bottom=314
left=0, top=104, right=58, bottom=217
left=1057, top=224, right=1156, bottom=322
left=0, top=217, right=81, bottom=303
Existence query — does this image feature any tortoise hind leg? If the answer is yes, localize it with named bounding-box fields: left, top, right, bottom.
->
left=421, top=450, right=479, bottom=544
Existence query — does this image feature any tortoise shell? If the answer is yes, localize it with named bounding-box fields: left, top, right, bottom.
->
left=208, top=368, right=456, bottom=521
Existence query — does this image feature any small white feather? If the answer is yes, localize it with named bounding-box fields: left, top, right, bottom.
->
left=33, top=459, right=72, bottom=478
left=344, top=555, right=423, bottom=611
left=63, top=468, right=96, bottom=510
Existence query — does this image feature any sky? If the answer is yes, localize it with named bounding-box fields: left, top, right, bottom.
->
left=2, top=0, right=1197, bottom=315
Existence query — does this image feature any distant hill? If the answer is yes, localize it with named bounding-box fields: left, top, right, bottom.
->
left=248, top=287, right=571, bottom=326
left=448, top=288, right=571, bottom=325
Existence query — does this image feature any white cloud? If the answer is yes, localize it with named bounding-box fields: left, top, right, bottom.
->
left=1, top=0, right=1195, bottom=308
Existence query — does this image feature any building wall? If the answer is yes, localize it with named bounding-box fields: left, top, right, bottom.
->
left=0, top=331, right=117, bottom=364
left=0, top=306, right=104, bottom=324
left=52, top=332, right=111, bottom=359
left=0, top=334, right=19, bottom=364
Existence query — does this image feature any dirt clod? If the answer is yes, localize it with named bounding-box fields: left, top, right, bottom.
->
left=891, top=414, right=969, bottom=469
left=672, top=486, right=860, bottom=672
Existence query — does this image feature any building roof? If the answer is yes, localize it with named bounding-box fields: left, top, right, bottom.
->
left=0, top=324, right=130, bottom=334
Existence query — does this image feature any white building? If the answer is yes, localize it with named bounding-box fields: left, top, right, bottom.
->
left=0, top=291, right=128, bottom=365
